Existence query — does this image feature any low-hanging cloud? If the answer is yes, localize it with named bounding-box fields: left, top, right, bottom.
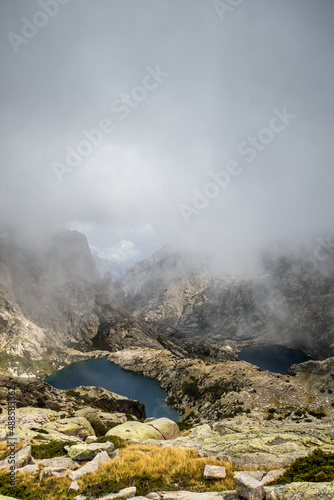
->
left=1, top=0, right=333, bottom=266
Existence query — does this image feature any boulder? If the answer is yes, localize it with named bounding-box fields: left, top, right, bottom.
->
left=261, top=469, right=285, bottom=485
left=68, top=442, right=114, bottom=461
left=75, top=407, right=105, bottom=434
left=15, top=445, right=32, bottom=468
left=44, top=417, right=94, bottom=439
left=234, top=472, right=266, bottom=500
left=106, top=422, right=162, bottom=441
left=106, top=418, right=180, bottom=441
left=37, top=456, right=78, bottom=470
left=69, top=451, right=110, bottom=480
left=203, top=465, right=226, bottom=479
left=148, top=418, right=181, bottom=440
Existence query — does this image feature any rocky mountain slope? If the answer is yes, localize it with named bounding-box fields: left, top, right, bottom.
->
left=122, top=244, right=334, bottom=359
left=0, top=231, right=166, bottom=374
left=108, top=348, right=334, bottom=423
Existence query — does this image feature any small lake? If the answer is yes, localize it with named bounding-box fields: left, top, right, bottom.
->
left=46, top=357, right=180, bottom=421
left=238, top=345, right=313, bottom=374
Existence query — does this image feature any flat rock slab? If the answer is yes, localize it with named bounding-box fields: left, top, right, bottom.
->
left=266, top=481, right=334, bottom=499
left=69, top=451, right=110, bottom=480
left=203, top=465, right=226, bottom=479
left=234, top=472, right=266, bottom=500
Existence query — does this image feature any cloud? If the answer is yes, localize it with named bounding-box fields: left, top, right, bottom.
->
left=91, top=239, right=137, bottom=264
left=0, top=0, right=333, bottom=265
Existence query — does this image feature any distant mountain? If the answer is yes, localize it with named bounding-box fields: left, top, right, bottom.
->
left=122, top=242, right=334, bottom=359
left=0, top=230, right=165, bottom=373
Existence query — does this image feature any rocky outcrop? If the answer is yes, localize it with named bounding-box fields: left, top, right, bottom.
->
left=0, top=374, right=146, bottom=419
left=108, top=349, right=334, bottom=422
left=106, top=418, right=181, bottom=441
left=0, top=231, right=167, bottom=375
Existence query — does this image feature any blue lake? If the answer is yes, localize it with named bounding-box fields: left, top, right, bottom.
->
left=46, top=357, right=180, bottom=421
left=238, top=345, right=313, bottom=374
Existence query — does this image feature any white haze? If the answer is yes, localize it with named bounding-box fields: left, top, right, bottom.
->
left=1, top=0, right=334, bottom=270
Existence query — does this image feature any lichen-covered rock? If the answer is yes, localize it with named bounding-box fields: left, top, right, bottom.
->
left=68, top=442, right=114, bottom=461
left=266, top=481, right=334, bottom=499
left=147, top=418, right=181, bottom=440
left=44, top=417, right=94, bottom=439
left=106, top=422, right=163, bottom=441
left=15, top=445, right=32, bottom=468
left=75, top=407, right=105, bottom=433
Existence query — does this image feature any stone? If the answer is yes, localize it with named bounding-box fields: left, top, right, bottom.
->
left=264, top=490, right=279, bottom=500
left=242, top=471, right=265, bottom=481
left=0, top=430, right=7, bottom=441
left=15, top=445, right=32, bottom=468
left=148, top=418, right=181, bottom=440
left=44, top=417, right=95, bottom=439
left=234, top=472, right=266, bottom=500
left=97, top=486, right=137, bottom=499
left=16, top=464, right=39, bottom=474
left=146, top=494, right=161, bottom=499
left=69, top=451, right=110, bottom=480
left=75, top=407, right=105, bottom=433
left=68, top=442, right=114, bottom=461
left=111, top=449, right=120, bottom=459
left=261, top=469, right=285, bottom=485
left=106, top=422, right=163, bottom=441
left=190, top=424, right=212, bottom=438
left=86, top=435, right=97, bottom=444
left=37, top=456, right=78, bottom=470
left=203, top=464, right=226, bottom=479
left=68, top=480, right=80, bottom=493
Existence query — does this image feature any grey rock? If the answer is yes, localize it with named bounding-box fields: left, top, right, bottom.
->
left=68, top=481, right=80, bottom=493
left=234, top=472, right=266, bottom=500
left=261, top=469, right=285, bottom=485
left=68, top=441, right=114, bottom=461
left=69, top=451, right=110, bottom=480
left=15, top=445, right=31, bottom=468
left=203, top=465, right=226, bottom=479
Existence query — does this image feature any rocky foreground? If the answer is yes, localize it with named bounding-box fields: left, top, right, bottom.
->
left=0, top=368, right=333, bottom=499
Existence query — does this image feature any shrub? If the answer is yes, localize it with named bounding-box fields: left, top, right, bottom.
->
left=272, top=449, right=334, bottom=484
left=95, top=435, right=127, bottom=449
left=31, top=441, right=75, bottom=459
left=309, top=411, right=326, bottom=419
left=182, top=379, right=201, bottom=399
left=177, top=421, right=193, bottom=431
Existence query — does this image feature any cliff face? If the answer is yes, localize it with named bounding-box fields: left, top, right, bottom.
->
left=0, top=231, right=163, bottom=370
left=122, top=246, right=334, bottom=359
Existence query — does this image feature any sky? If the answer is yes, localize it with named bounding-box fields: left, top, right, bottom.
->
left=1, top=0, right=334, bottom=270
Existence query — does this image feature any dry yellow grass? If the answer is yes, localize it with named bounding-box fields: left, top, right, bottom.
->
left=80, top=444, right=235, bottom=497
left=0, top=443, right=235, bottom=499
